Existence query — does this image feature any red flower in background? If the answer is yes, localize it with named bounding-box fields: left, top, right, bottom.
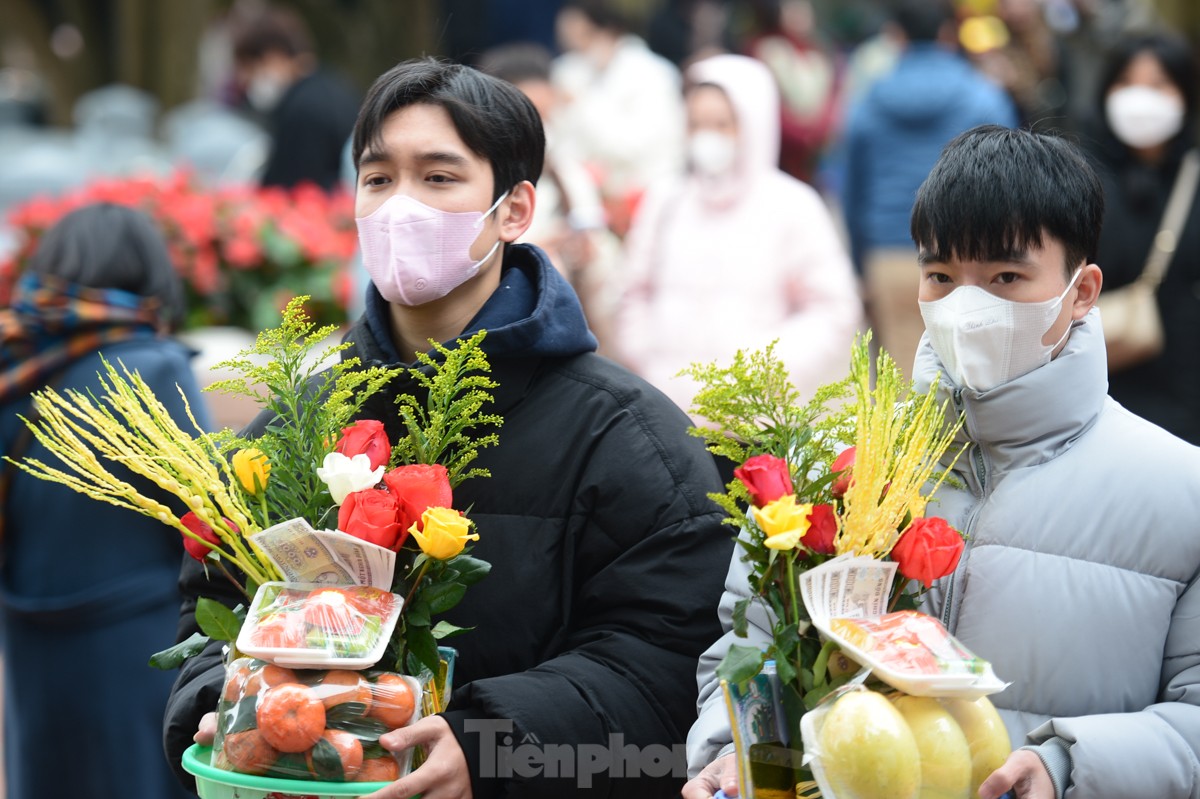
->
left=1, top=172, right=359, bottom=331
left=734, top=454, right=794, bottom=508
left=830, top=447, right=856, bottom=499
left=890, top=517, right=964, bottom=588
left=180, top=511, right=239, bottom=561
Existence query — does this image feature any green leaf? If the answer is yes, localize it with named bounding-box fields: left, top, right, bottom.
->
left=715, top=644, right=764, bottom=685
left=324, top=702, right=370, bottom=725
left=405, top=598, right=431, bottom=628
left=307, top=736, right=345, bottom=781
left=448, top=555, right=491, bottom=586
left=196, top=598, right=243, bottom=642
left=149, top=632, right=209, bottom=669
left=406, top=624, right=441, bottom=676
left=775, top=654, right=797, bottom=687
left=224, top=695, right=260, bottom=736
left=431, top=620, right=473, bottom=640
left=731, top=597, right=750, bottom=638
left=422, top=581, right=467, bottom=615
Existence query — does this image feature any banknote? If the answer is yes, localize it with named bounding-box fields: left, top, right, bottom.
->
left=252, top=517, right=396, bottom=589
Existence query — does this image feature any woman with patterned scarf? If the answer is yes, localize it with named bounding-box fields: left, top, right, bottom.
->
left=0, top=203, right=209, bottom=799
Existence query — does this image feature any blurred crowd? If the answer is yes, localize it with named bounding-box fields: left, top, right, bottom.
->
left=0, top=0, right=1196, bottom=438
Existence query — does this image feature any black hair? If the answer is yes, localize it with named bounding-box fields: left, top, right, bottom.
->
left=29, top=203, right=185, bottom=328
left=352, top=58, right=545, bottom=202
left=476, top=42, right=554, bottom=86
left=560, top=0, right=632, bottom=35
left=889, top=0, right=953, bottom=43
left=232, top=7, right=314, bottom=64
left=1096, top=30, right=1198, bottom=133
left=911, top=125, right=1105, bottom=275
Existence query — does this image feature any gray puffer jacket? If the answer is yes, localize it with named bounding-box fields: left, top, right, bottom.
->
left=688, top=312, right=1200, bottom=798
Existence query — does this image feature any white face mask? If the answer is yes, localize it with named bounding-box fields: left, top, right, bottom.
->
left=246, top=74, right=288, bottom=113
left=919, top=269, right=1081, bottom=392
left=357, top=191, right=508, bottom=307
left=689, top=131, right=737, bottom=177
left=1105, top=85, right=1185, bottom=149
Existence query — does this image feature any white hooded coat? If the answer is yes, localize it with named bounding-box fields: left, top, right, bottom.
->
left=617, top=54, right=862, bottom=414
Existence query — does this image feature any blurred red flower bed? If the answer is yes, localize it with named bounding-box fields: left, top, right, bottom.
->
left=1, top=172, right=360, bottom=331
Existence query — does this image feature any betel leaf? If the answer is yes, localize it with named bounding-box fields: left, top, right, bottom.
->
left=149, top=632, right=209, bottom=669
left=195, top=598, right=243, bottom=642
left=225, top=695, right=260, bottom=736
left=732, top=597, right=751, bottom=638
left=716, top=644, right=764, bottom=686
left=324, top=702, right=370, bottom=726
left=362, top=741, right=387, bottom=761
left=431, top=621, right=472, bottom=640
left=422, top=581, right=467, bottom=615
left=307, top=736, right=345, bottom=782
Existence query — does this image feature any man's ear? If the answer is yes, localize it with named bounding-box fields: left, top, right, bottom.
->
left=497, top=181, right=536, bottom=243
left=1071, top=263, right=1103, bottom=320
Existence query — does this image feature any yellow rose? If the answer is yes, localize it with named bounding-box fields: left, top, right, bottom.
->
left=757, top=496, right=812, bottom=551
left=410, top=507, right=479, bottom=560
left=232, top=448, right=270, bottom=496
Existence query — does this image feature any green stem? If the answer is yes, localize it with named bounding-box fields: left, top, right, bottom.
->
left=259, top=492, right=270, bottom=530
left=786, top=555, right=803, bottom=686
left=213, top=557, right=254, bottom=602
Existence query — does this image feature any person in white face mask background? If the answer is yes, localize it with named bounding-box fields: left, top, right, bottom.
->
left=1084, top=31, right=1200, bottom=445
left=908, top=125, right=1200, bottom=799
left=230, top=6, right=359, bottom=192
left=617, top=53, right=862, bottom=418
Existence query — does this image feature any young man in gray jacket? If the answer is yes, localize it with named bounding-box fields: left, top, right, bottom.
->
left=684, top=125, right=1200, bottom=799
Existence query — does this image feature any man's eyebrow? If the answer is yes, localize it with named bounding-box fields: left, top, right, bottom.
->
left=358, top=148, right=471, bottom=169
left=917, top=251, right=943, bottom=266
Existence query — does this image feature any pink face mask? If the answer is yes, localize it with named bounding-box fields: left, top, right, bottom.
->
left=356, top=191, right=508, bottom=306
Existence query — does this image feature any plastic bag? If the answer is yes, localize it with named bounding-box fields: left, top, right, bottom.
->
left=212, top=657, right=424, bottom=783
left=236, top=582, right=403, bottom=669
left=801, top=685, right=1012, bottom=799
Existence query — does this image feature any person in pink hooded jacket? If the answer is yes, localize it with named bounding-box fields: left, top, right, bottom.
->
left=616, top=53, right=861, bottom=415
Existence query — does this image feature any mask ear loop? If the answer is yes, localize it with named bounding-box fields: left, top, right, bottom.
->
left=1047, top=267, right=1084, bottom=353
left=470, top=190, right=511, bottom=267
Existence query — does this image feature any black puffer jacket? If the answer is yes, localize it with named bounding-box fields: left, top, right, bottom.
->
left=163, top=244, right=733, bottom=797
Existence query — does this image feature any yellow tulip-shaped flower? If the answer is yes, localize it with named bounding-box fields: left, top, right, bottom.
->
left=232, top=448, right=271, bottom=496
left=756, top=495, right=813, bottom=551
left=410, top=507, right=478, bottom=560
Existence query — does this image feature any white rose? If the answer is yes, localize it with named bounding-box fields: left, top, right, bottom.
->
left=316, top=452, right=385, bottom=505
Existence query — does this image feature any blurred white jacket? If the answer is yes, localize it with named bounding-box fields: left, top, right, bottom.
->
left=617, top=53, right=862, bottom=415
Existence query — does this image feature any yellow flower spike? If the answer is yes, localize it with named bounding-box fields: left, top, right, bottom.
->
left=756, top=496, right=812, bottom=551
left=232, top=448, right=270, bottom=496
left=410, top=507, right=479, bottom=560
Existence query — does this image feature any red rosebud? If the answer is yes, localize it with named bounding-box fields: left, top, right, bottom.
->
left=338, top=489, right=404, bottom=550
left=891, top=517, right=964, bottom=588
left=382, top=464, right=453, bottom=548
left=734, top=454, right=794, bottom=508
left=180, top=511, right=236, bottom=561
left=830, top=447, right=856, bottom=499
left=802, top=504, right=838, bottom=555
left=335, top=420, right=391, bottom=472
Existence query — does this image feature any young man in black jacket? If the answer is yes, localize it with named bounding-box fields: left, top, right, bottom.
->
left=163, top=58, right=733, bottom=799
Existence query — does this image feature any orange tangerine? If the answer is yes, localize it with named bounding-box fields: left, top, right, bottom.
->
left=369, top=673, right=416, bottom=729
left=220, top=729, right=279, bottom=776
left=315, top=669, right=373, bottom=713
left=256, top=682, right=326, bottom=753
left=354, top=755, right=401, bottom=782
left=305, top=729, right=364, bottom=781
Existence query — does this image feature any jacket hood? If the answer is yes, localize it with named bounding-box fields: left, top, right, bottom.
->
left=687, top=54, right=781, bottom=180
left=914, top=309, right=1109, bottom=477
left=871, top=45, right=980, bottom=127
left=357, top=243, right=597, bottom=365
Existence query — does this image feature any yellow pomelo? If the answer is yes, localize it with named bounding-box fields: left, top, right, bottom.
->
left=890, top=695, right=971, bottom=799
left=819, top=690, right=920, bottom=799
left=939, top=696, right=1012, bottom=796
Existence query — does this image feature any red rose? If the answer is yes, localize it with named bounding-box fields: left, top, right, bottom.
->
left=734, top=454, right=794, bottom=508
left=335, top=420, right=391, bottom=471
left=383, top=464, right=453, bottom=546
left=338, top=489, right=404, bottom=550
left=830, top=447, right=856, bottom=499
left=180, top=511, right=236, bottom=562
left=891, top=517, right=964, bottom=588
left=802, top=504, right=838, bottom=555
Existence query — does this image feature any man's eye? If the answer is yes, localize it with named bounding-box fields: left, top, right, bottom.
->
left=427, top=174, right=453, bottom=183
left=928, top=273, right=951, bottom=284
left=995, top=272, right=1019, bottom=284
left=362, top=175, right=389, bottom=187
